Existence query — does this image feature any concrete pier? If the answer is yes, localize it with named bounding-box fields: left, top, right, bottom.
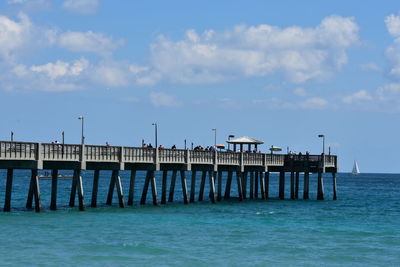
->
left=0, top=141, right=338, bottom=212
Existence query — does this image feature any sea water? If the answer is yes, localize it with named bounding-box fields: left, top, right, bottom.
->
left=0, top=171, right=399, bottom=266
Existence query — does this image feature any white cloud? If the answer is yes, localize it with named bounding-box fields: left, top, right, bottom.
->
left=360, top=62, right=381, bottom=72
left=254, top=97, right=328, bottom=110
left=293, top=87, right=307, bottom=97
left=385, top=14, right=400, bottom=80
left=385, top=14, right=400, bottom=37
left=149, top=92, right=181, bottom=107
left=149, top=15, right=358, bottom=84
left=63, top=0, right=99, bottom=15
left=58, top=31, right=123, bottom=56
left=29, top=58, right=89, bottom=79
left=342, top=90, right=372, bottom=104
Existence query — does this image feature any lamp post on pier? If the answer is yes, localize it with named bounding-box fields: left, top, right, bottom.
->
left=212, top=128, right=217, bottom=148
left=152, top=123, right=158, bottom=148
left=10, top=131, right=13, bottom=142
left=78, top=116, right=84, bottom=145
left=318, top=134, right=325, bottom=154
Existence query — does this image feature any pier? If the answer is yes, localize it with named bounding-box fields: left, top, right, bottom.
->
left=0, top=141, right=338, bottom=212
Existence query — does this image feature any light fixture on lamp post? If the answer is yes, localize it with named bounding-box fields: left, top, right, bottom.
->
left=318, top=134, right=325, bottom=154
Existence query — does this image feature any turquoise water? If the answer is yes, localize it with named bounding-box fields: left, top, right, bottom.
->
left=0, top=171, right=399, bottom=266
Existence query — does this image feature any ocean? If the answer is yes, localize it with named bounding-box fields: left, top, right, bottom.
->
left=0, top=171, right=399, bottom=266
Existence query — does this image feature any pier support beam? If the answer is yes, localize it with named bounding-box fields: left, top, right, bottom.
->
left=254, top=172, right=259, bottom=199
left=264, top=172, right=269, bottom=199
left=150, top=171, right=158, bottom=206
left=180, top=171, right=189, bottom=204
left=317, top=171, right=325, bottom=200
left=290, top=171, right=295, bottom=200
left=279, top=171, right=285, bottom=200
left=332, top=172, right=337, bottom=200
left=249, top=172, right=254, bottom=200
left=114, top=171, right=125, bottom=208
left=260, top=172, right=266, bottom=200
left=106, top=171, right=116, bottom=205
left=91, top=170, right=100, bottom=208
left=198, top=171, right=207, bottom=201
left=161, top=170, right=168, bottom=204
left=50, top=169, right=58, bottom=210
left=75, top=169, right=85, bottom=211
left=168, top=170, right=177, bottom=202
left=69, top=170, right=77, bottom=207
left=208, top=171, right=216, bottom=203
left=190, top=171, right=196, bottom=203
left=295, top=172, right=299, bottom=199
left=140, top=171, right=151, bottom=205
left=217, top=171, right=222, bottom=201
left=236, top=171, right=243, bottom=201
left=303, top=171, right=310, bottom=200
left=224, top=171, right=233, bottom=199
left=26, top=169, right=41, bottom=212
left=4, top=169, right=14, bottom=212
left=128, top=170, right=136, bottom=206
left=242, top=172, right=248, bottom=199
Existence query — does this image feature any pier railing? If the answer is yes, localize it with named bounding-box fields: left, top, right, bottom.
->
left=0, top=141, right=337, bottom=169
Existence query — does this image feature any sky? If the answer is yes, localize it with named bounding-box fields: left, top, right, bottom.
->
left=1, top=0, right=400, bottom=173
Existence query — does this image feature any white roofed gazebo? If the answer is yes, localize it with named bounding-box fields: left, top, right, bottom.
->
left=227, top=136, right=264, bottom=152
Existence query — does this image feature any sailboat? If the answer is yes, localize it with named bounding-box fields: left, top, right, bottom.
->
left=352, top=161, right=360, bottom=175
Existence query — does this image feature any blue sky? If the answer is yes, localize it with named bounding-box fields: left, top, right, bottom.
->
left=1, top=0, right=400, bottom=172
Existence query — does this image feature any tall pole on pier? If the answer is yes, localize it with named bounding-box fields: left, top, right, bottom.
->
left=78, top=116, right=85, bottom=145
left=212, top=128, right=217, bottom=148
left=318, top=134, right=325, bottom=154
left=10, top=131, right=14, bottom=142
left=152, top=123, right=158, bottom=148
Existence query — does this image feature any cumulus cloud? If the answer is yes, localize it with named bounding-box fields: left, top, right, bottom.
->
left=293, top=87, right=307, bottom=97
left=342, top=90, right=372, bottom=104
left=360, top=62, right=381, bottom=72
left=385, top=14, right=400, bottom=79
left=149, top=92, right=181, bottom=107
left=254, top=97, right=328, bottom=110
left=63, top=0, right=99, bottom=15
left=149, top=15, right=359, bottom=84
left=58, top=31, right=123, bottom=56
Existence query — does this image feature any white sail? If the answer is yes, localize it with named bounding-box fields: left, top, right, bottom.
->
left=352, top=161, right=360, bottom=175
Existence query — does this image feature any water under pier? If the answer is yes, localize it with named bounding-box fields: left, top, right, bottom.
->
left=0, top=141, right=338, bottom=212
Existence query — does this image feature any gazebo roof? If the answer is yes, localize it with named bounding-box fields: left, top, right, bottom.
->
left=227, top=136, right=264, bottom=144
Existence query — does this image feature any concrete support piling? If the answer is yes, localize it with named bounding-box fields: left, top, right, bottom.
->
left=106, top=171, right=116, bottom=205
left=224, top=171, right=233, bottom=199
left=180, top=171, right=189, bottom=204
left=208, top=171, right=216, bottom=203
left=242, top=172, right=248, bottom=199
left=69, top=170, right=77, bottom=207
left=249, top=172, right=254, bottom=200
left=168, top=170, right=177, bottom=202
left=32, top=169, right=41, bottom=212
left=303, top=171, right=310, bottom=200
left=4, top=169, right=14, bottom=212
left=198, top=171, right=206, bottom=201
left=190, top=171, right=196, bottom=203
left=26, top=174, right=34, bottom=209
left=75, top=169, right=85, bottom=211
left=217, top=171, right=222, bottom=201
left=265, top=171, right=269, bottom=199
left=260, top=172, right=266, bottom=200
left=128, top=170, right=136, bottom=206
left=279, top=171, right=285, bottom=200
left=317, top=171, right=325, bottom=200
left=140, top=171, right=151, bottom=205
left=150, top=171, right=158, bottom=206
left=161, top=170, right=168, bottom=204
left=332, top=172, right=337, bottom=200
left=295, top=172, right=299, bottom=199
left=236, top=171, right=243, bottom=201
left=290, top=171, right=295, bottom=200
left=91, top=170, right=100, bottom=207
left=50, top=169, right=58, bottom=210
left=114, top=171, right=125, bottom=208
left=254, top=172, right=259, bottom=199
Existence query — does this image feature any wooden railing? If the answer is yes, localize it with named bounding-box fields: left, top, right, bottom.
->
left=0, top=141, right=338, bottom=169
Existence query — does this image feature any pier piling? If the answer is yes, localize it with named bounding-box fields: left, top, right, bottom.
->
left=198, top=171, right=206, bottom=201
left=114, top=171, right=125, bottom=208
left=332, top=172, right=337, bottom=200
left=290, top=171, right=295, bottom=200
left=208, top=171, right=216, bottom=203
left=295, top=172, right=299, bottom=199
left=180, top=171, right=189, bottom=204
left=91, top=170, right=100, bottom=207
left=128, top=170, right=136, bottom=206
left=50, top=169, right=58, bottom=210
left=161, top=170, right=168, bottom=204
left=190, top=171, right=197, bottom=203
left=4, top=169, right=13, bottom=212
left=224, top=171, right=233, bottom=199
left=303, top=171, right=310, bottom=200
left=236, top=171, right=243, bottom=201
left=249, top=172, right=254, bottom=200
left=279, top=171, right=285, bottom=200
left=168, top=170, right=177, bottom=202
left=217, top=171, right=222, bottom=201
left=140, top=171, right=151, bottom=205
left=317, top=171, right=325, bottom=200
left=255, top=172, right=259, bottom=199
left=264, top=171, right=269, bottom=199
